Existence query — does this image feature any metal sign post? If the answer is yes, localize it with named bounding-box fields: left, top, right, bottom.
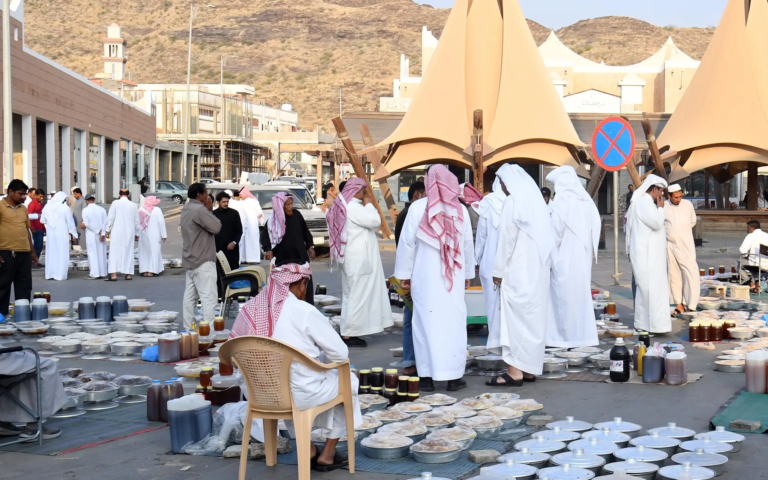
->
left=592, top=116, right=636, bottom=286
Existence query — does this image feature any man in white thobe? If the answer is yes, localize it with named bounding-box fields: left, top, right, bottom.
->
left=489, top=165, right=554, bottom=386
left=238, top=188, right=264, bottom=264
left=665, top=184, right=700, bottom=313
left=81, top=194, right=108, bottom=279
left=394, top=166, right=475, bottom=392
left=626, top=174, right=670, bottom=333
left=40, top=191, right=78, bottom=281
left=138, top=196, right=167, bottom=277
left=545, top=166, right=600, bottom=348
left=106, top=189, right=140, bottom=281
left=328, top=178, right=393, bottom=348
left=231, top=263, right=361, bottom=471
left=475, top=178, right=505, bottom=350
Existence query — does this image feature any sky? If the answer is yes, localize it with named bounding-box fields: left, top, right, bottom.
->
left=415, top=0, right=728, bottom=30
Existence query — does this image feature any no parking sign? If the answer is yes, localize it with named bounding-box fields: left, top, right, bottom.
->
left=591, top=117, right=635, bottom=171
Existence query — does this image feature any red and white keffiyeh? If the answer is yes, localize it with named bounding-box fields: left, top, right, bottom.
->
left=417, top=165, right=464, bottom=291
left=230, top=262, right=312, bottom=338
left=267, top=192, right=291, bottom=248
left=459, top=183, right=483, bottom=212
left=326, top=177, right=368, bottom=264
left=139, top=196, right=161, bottom=232
left=239, top=187, right=256, bottom=199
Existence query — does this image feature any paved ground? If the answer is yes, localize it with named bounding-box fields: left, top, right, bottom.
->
left=1, top=220, right=766, bottom=479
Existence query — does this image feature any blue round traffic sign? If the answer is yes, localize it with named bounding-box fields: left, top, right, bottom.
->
left=591, top=117, right=635, bottom=171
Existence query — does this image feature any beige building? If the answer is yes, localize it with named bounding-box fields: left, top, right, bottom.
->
left=382, top=27, right=700, bottom=116
left=0, top=2, right=156, bottom=203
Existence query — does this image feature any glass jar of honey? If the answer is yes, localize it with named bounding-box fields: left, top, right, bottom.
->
left=397, top=392, right=408, bottom=404
left=408, top=377, right=420, bottom=394
left=700, top=269, right=706, bottom=277
left=724, top=320, right=737, bottom=339
left=370, top=368, right=384, bottom=388
left=43, top=292, right=51, bottom=303
left=370, top=386, right=383, bottom=398
left=408, top=392, right=419, bottom=402
left=219, top=361, right=234, bottom=376
left=198, top=321, right=211, bottom=336
left=688, top=323, right=700, bottom=342
left=359, top=385, right=371, bottom=395
left=384, top=369, right=399, bottom=389
left=604, top=303, right=617, bottom=315
left=719, top=265, right=725, bottom=275
left=699, top=322, right=711, bottom=342
left=732, top=265, right=737, bottom=274
left=711, top=322, right=723, bottom=342
left=383, top=388, right=397, bottom=407
left=359, top=370, right=371, bottom=388
left=398, top=376, right=409, bottom=393
left=213, top=317, right=225, bottom=331
left=709, top=267, right=715, bottom=276
left=200, top=367, right=214, bottom=388
left=33, top=292, right=42, bottom=299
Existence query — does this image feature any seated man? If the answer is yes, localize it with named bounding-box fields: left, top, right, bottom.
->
left=0, top=349, right=68, bottom=439
left=230, top=261, right=361, bottom=472
left=739, top=220, right=768, bottom=292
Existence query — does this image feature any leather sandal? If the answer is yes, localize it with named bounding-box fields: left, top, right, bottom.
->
left=485, top=373, right=523, bottom=387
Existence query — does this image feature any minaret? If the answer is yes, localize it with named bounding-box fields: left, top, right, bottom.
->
left=103, top=23, right=126, bottom=81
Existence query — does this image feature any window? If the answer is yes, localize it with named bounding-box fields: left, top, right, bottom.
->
left=199, top=108, right=214, bottom=118
left=109, top=45, right=118, bottom=57
left=14, top=27, right=18, bottom=42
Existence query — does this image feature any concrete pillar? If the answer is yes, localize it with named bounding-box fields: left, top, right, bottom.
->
left=112, top=140, right=120, bottom=199
left=149, top=147, right=156, bottom=192
left=126, top=140, right=134, bottom=186
left=60, top=126, right=71, bottom=192
left=138, top=143, right=145, bottom=183
left=98, top=136, right=106, bottom=202
left=21, top=115, right=33, bottom=185
left=45, top=121, right=55, bottom=192
left=316, top=153, right=323, bottom=203
left=79, top=132, right=88, bottom=190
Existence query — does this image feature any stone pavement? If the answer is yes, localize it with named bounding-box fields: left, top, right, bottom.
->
left=1, top=222, right=766, bottom=479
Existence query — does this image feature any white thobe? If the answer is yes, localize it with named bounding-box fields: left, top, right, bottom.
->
left=475, top=214, right=501, bottom=349
left=491, top=196, right=551, bottom=375
left=139, top=208, right=167, bottom=275
left=41, top=204, right=78, bottom=281
left=239, top=197, right=264, bottom=263
left=546, top=208, right=599, bottom=348
left=106, top=197, right=140, bottom=275
left=629, top=195, right=670, bottom=333
left=82, top=203, right=108, bottom=278
left=0, top=352, right=68, bottom=423
left=340, top=198, right=394, bottom=337
left=664, top=199, right=700, bottom=309
left=272, top=293, right=362, bottom=438
left=394, top=198, right=475, bottom=381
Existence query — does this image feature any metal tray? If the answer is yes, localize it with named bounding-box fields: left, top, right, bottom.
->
left=82, top=343, right=110, bottom=354
left=362, top=444, right=411, bottom=459
left=715, top=362, right=745, bottom=373
left=543, top=358, right=569, bottom=373
left=113, top=323, right=144, bottom=333
left=411, top=448, right=461, bottom=464
left=118, top=383, right=152, bottom=396
left=473, top=426, right=502, bottom=439
left=63, top=393, right=86, bottom=409
left=84, top=324, right=113, bottom=335
left=111, top=343, right=144, bottom=356
left=143, top=323, right=173, bottom=333
left=84, top=388, right=118, bottom=402
left=52, top=342, right=82, bottom=353
left=51, top=325, right=83, bottom=336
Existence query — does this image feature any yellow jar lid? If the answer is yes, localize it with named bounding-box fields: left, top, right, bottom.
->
left=385, top=369, right=398, bottom=374
left=408, top=377, right=420, bottom=381
left=371, top=367, right=383, bottom=372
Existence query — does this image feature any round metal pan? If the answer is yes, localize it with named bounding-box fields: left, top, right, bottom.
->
left=84, top=388, right=118, bottom=403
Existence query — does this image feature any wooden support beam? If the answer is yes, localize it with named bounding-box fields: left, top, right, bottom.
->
left=332, top=117, right=393, bottom=239
left=316, top=153, right=324, bottom=203
left=586, top=164, right=607, bottom=199
left=360, top=123, right=399, bottom=223
left=748, top=162, right=759, bottom=211
left=625, top=158, right=642, bottom=188
left=641, top=118, right=668, bottom=182
left=473, top=110, right=484, bottom=193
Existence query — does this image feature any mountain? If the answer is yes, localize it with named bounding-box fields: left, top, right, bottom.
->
left=22, top=0, right=714, bottom=130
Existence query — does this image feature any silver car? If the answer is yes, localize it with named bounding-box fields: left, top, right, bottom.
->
left=154, top=181, right=188, bottom=204
left=206, top=183, right=330, bottom=247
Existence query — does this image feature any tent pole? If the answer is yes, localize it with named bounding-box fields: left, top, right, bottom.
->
left=747, top=162, right=758, bottom=210
left=332, top=117, right=394, bottom=239
left=641, top=118, right=667, bottom=182
left=473, top=110, right=484, bottom=192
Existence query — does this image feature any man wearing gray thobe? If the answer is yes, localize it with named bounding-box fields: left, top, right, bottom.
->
left=0, top=350, right=68, bottom=439
left=72, top=188, right=87, bottom=252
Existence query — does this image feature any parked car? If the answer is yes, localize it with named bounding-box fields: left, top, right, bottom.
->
left=266, top=181, right=319, bottom=209
left=154, top=181, right=188, bottom=204
left=199, top=178, right=215, bottom=185
left=206, top=183, right=330, bottom=247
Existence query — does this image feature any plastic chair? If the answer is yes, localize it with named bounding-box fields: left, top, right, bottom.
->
left=219, top=337, right=356, bottom=480
left=216, top=251, right=266, bottom=317
left=0, top=346, right=43, bottom=447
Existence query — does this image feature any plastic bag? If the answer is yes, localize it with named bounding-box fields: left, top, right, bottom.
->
left=114, top=375, right=153, bottom=386
left=78, top=371, right=116, bottom=383
left=59, top=368, right=84, bottom=378
left=82, top=381, right=118, bottom=392
left=181, top=401, right=246, bottom=456
left=230, top=280, right=250, bottom=289
left=142, top=345, right=159, bottom=362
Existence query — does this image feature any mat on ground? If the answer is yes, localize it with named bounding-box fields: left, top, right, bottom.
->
left=711, top=390, right=768, bottom=434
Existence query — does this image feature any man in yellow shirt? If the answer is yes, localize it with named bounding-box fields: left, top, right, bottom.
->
left=0, top=179, right=38, bottom=316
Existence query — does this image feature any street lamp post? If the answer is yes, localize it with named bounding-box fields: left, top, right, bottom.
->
left=3, top=0, right=12, bottom=187
left=219, top=55, right=236, bottom=182
left=182, top=4, right=195, bottom=183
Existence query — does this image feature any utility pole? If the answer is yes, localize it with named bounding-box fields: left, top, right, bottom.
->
left=219, top=55, right=236, bottom=182
left=3, top=0, right=12, bottom=187
left=182, top=3, right=195, bottom=183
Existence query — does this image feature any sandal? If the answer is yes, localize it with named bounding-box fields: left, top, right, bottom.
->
left=125, top=275, right=132, bottom=281
left=313, top=452, right=348, bottom=472
left=485, top=373, right=523, bottom=387
left=104, top=277, right=117, bottom=282
left=523, top=375, right=536, bottom=383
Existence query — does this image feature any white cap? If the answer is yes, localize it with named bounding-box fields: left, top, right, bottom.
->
left=668, top=184, right=681, bottom=193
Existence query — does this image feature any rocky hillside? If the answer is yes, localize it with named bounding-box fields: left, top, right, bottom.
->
left=22, top=0, right=714, bottom=130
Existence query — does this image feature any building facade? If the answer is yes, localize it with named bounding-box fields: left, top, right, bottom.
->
left=0, top=3, right=156, bottom=204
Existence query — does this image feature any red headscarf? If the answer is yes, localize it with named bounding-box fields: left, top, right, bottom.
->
left=230, top=262, right=312, bottom=338
left=139, top=196, right=161, bottom=232
left=326, top=177, right=368, bottom=264
left=268, top=192, right=291, bottom=248
left=418, top=165, right=464, bottom=291
left=459, top=183, right=483, bottom=210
